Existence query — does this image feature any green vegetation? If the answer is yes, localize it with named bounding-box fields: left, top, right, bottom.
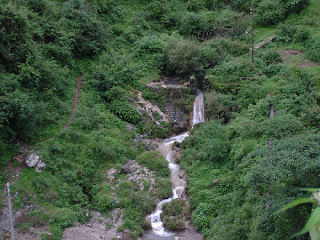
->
left=136, top=151, right=170, bottom=177
left=1, top=0, right=320, bottom=239
left=161, top=199, right=189, bottom=231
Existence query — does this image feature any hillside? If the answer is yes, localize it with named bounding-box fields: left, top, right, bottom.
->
left=1, top=0, right=320, bottom=239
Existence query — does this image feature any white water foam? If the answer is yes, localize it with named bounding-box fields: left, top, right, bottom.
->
left=148, top=91, right=204, bottom=236
left=192, top=91, right=205, bottom=127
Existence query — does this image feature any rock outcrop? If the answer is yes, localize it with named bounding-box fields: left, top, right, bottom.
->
left=121, top=160, right=139, bottom=174
left=25, top=152, right=46, bottom=172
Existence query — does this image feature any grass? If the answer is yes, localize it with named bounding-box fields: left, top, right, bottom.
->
left=262, top=78, right=281, bottom=94
left=254, top=26, right=277, bottom=43
left=139, top=70, right=161, bottom=84
left=302, top=66, right=320, bottom=85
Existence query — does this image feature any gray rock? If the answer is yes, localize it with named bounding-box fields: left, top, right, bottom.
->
left=143, top=139, right=161, bottom=151
left=35, top=160, right=46, bottom=172
left=121, top=160, right=139, bottom=174
left=134, top=134, right=144, bottom=143
left=125, top=124, right=136, bottom=133
left=25, top=152, right=40, bottom=167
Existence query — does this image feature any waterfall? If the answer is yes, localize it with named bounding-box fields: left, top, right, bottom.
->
left=192, top=91, right=205, bottom=127
left=147, top=91, right=205, bottom=237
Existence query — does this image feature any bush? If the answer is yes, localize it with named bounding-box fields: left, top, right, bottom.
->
left=177, top=11, right=208, bottom=36
left=162, top=199, right=185, bottom=216
left=103, top=86, right=127, bottom=103
left=181, top=121, right=230, bottom=164
left=260, top=49, right=281, bottom=65
left=201, top=39, right=226, bottom=68
left=186, top=0, right=206, bottom=12
left=211, top=57, right=255, bottom=83
left=238, top=83, right=268, bottom=108
left=256, top=0, right=286, bottom=26
left=276, top=24, right=297, bottom=43
left=154, top=178, right=172, bottom=199
left=92, top=193, right=115, bottom=212
left=135, top=34, right=167, bottom=54
left=217, top=38, right=249, bottom=57
left=307, top=35, right=320, bottom=63
left=136, top=151, right=169, bottom=177
left=165, top=37, right=202, bottom=75
left=256, top=0, right=309, bottom=26
left=192, top=202, right=216, bottom=231
left=109, top=100, right=142, bottom=124
left=0, top=3, right=28, bottom=72
left=205, top=92, right=234, bottom=123
left=162, top=216, right=185, bottom=231
left=259, top=112, right=305, bottom=139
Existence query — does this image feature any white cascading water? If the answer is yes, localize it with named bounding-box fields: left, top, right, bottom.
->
left=148, top=91, right=204, bottom=236
left=192, top=90, right=205, bottom=127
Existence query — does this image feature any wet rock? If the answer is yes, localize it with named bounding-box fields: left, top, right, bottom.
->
left=178, top=170, right=186, bottom=179
left=142, top=139, right=161, bottom=151
left=25, top=152, right=40, bottom=167
left=142, top=216, right=151, bottom=230
left=121, top=160, right=139, bottom=174
left=35, top=160, right=46, bottom=172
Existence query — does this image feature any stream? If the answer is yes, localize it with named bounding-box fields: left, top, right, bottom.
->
left=143, top=91, right=205, bottom=240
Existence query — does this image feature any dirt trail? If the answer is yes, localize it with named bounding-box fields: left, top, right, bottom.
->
left=0, top=73, right=85, bottom=239
left=280, top=49, right=320, bottom=68
left=40, top=72, right=84, bottom=144
left=64, top=74, right=84, bottom=130
left=5, top=73, right=85, bottom=183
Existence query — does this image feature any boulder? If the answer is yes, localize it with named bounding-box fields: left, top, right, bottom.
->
left=35, top=160, right=46, bottom=172
left=121, top=160, right=139, bottom=174
left=25, top=152, right=40, bottom=167
left=142, top=139, right=161, bottom=151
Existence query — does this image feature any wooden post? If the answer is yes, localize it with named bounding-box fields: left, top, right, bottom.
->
left=251, top=3, right=254, bottom=64
left=7, top=182, right=15, bottom=240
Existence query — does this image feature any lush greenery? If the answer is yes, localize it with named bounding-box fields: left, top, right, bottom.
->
left=1, top=0, right=320, bottom=239
left=178, top=0, right=320, bottom=239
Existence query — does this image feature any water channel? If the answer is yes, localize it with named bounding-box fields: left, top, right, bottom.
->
left=142, top=91, right=205, bottom=240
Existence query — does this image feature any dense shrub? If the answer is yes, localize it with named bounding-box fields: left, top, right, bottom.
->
left=162, top=216, right=185, bottom=231
left=259, top=112, right=305, bottom=139
left=177, top=11, right=209, bottom=36
left=210, top=57, right=255, bottom=83
left=162, top=199, right=185, bottom=216
left=182, top=121, right=230, bottom=164
left=256, top=0, right=286, bottom=26
left=276, top=24, right=310, bottom=43
left=109, top=100, right=142, bottom=124
left=0, top=3, right=28, bottom=72
left=103, top=86, right=127, bottom=103
left=217, top=38, right=249, bottom=57
left=260, top=49, right=281, bottom=65
left=135, top=34, right=167, bottom=54
left=307, top=35, right=320, bottom=62
left=205, top=91, right=234, bottom=123
left=238, top=83, right=268, bottom=108
left=60, top=0, right=110, bottom=57
left=165, top=37, right=202, bottom=75
left=136, top=151, right=169, bottom=177
left=256, top=0, right=309, bottom=26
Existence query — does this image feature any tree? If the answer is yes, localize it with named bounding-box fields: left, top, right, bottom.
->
left=166, top=37, right=202, bottom=75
